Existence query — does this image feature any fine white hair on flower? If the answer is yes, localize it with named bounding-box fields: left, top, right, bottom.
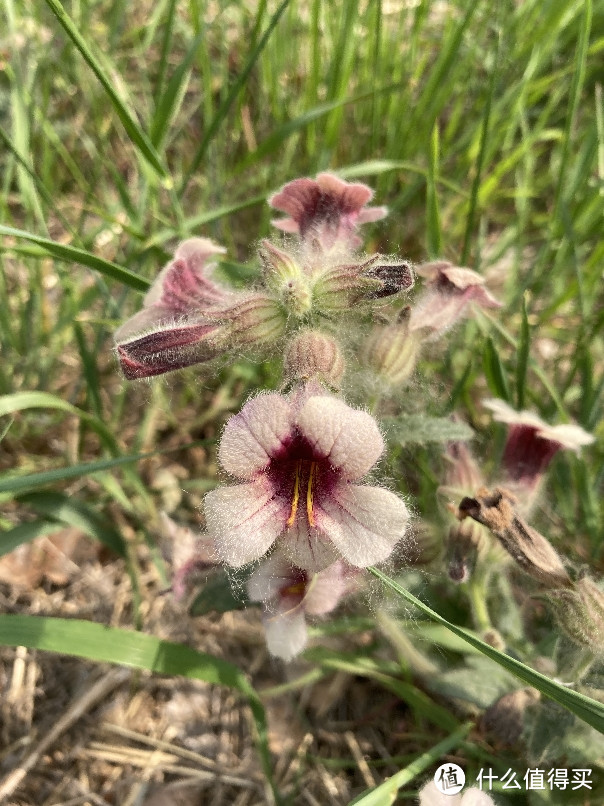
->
left=246, top=551, right=361, bottom=661
left=418, top=781, right=497, bottom=806
left=204, top=385, right=410, bottom=572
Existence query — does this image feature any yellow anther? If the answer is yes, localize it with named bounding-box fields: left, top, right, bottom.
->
left=306, top=461, right=317, bottom=527
left=286, top=462, right=301, bottom=527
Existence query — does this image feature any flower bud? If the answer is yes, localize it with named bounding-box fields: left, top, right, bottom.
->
left=482, top=688, right=540, bottom=745
left=546, top=576, right=604, bottom=655
left=283, top=330, right=345, bottom=388
left=361, top=316, right=420, bottom=387
left=226, top=293, right=286, bottom=347
left=446, top=519, right=487, bottom=583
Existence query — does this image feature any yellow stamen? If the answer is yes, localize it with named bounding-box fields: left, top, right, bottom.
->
left=286, top=462, right=300, bottom=527
left=282, top=581, right=306, bottom=597
left=306, top=461, right=317, bottom=527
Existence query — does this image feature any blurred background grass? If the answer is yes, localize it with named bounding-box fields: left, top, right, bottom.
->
left=0, top=0, right=603, bottom=803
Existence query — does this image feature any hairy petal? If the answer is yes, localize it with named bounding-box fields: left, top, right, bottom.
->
left=204, top=482, right=288, bottom=567
left=283, top=518, right=340, bottom=573
left=246, top=551, right=300, bottom=604
left=316, top=484, right=409, bottom=567
left=219, top=394, right=294, bottom=480
left=297, top=396, right=384, bottom=480
left=304, top=561, right=354, bottom=615
left=263, top=609, right=308, bottom=661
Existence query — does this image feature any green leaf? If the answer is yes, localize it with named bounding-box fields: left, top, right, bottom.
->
left=369, top=567, right=604, bottom=735
left=189, top=571, right=256, bottom=616
left=0, top=226, right=150, bottom=291
left=16, top=491, right=127, bottom=558
left=482, top=336, right=511, bottom=402
left=43, top=0, right=167, bottom=178
left=348, top=723, right=472, bottom=805
left=384, top=415, right=474, bottom=445
left=0, top=614, right=276, bottom=800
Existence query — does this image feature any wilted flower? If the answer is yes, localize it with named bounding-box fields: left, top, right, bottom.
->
left=482, top=688, right=540, bottom=745
left=458, top=488, right=571, bottom=589
left=247, top=551, right=359, bottom=661
left=484, top=399, right=594, bottom=492
left=115, top=238, right=286, bottom=379
left=418, top=781, right=496, bottom=806
left=269, top=172, right=387, bottom=250
left=204, top=387, right=410, bottom=572
left=409, top=261, right=501, bottom=337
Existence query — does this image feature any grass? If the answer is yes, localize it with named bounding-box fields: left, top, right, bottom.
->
left=0, top=0, right=603, bottom=803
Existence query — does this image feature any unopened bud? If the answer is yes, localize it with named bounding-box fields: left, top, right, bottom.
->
left=482, top=688, right=540, bottom=745
left=259, top=239, right=300, bottom=285
left=361, top=317, right=420, bottom=387
left=227, top=294, right=286, bottom=346
left=458, top=488, right=571, bottom=589
left=284, top=330, right=345, bottom=388
left=546, top=576, right=604, bottom=655
left=312, top=262, right=375, bottom=312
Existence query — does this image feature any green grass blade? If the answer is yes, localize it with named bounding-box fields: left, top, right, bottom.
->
left=349, top=723, right=472, bottom=806
left=553, top=0, right=592, bottom=218
left=150, top=31, right=206, bottom=150
left=515, top=294, right=531, bottom=409
left=0, top=520, right=63, bottom=558
left=369, top=567, right=604, bottom=734
left=0, top=226, right=149, bottom=291
left=482, top=336, right=511, bottom=402
left=43, top=0, right=167, bottom=178
left=0, top=614, right=276, bottom=801
left=16, top=491, right=127, bottom=558
left=179, top=0, right=292, bottom=195
left=0, top=439, right=213, bottom=495
left=0, top=391, right=118, bottom=455
left=426, top=123, right=442, bottom=258
left=460, top=26, right=501, bottom=266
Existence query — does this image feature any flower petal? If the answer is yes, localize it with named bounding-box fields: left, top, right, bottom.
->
left=263, top=609, right=308, bottom=661
left=304, top=561, right=356, bottom=615
left=316, top=484, right=409, bottom=567
left=145, top=238, right=228, bottom=311
left=204, top=481, right=288, bottom=567
left=297, top=396, right=384, bottom=480
left=219, top=394, right=294, bottom=480
left=246, top=551, right=300, bottom=604
left=282, top=518, right=340, bottom=573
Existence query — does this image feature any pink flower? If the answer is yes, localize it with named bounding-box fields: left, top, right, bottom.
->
left=247, top=552, right=359, bottom=660
left=115, top=238, right=285, bottom=378
left=484, top=398, right=594, bottom=489
left=409, top=261, right=501, bottom=336
left=269, top=173, right=387, bottom=250
left=204, top=388, right=409, bottom=572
